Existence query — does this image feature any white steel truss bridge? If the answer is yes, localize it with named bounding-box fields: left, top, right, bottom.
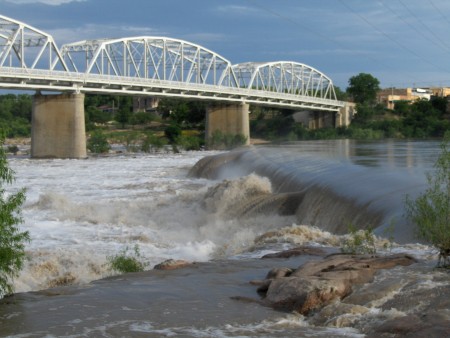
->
left=0, top=14, right=344, bottom=112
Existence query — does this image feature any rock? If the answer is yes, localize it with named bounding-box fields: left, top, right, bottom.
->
left=370, top=314, right=423, bottom=336
left=262, top=246, right=327, bottom=259
left=257, top=253, right=417, bottom=315
left=265, top=276, right=351, bottom=314
left=343, top=277, right=406, bottom=306
left=153, top=259, right=192, bottom=270
left=249, top=267, right=293, bottom=293
left=310, top=302, right=370, bottom=327
left=265, top=267, right=293, bottom=279
left=368, top=311, right=450, bottom=338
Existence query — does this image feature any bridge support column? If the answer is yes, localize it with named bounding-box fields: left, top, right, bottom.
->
left=31, top=93, right=86, bottom=159
left=205, top=103, right=250, bottom=148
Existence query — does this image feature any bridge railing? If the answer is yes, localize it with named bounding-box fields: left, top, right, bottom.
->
left=0, top=67, right=344, bottom=109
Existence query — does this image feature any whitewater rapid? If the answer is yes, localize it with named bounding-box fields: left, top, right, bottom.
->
left=9, top=151, right=300, bottom=293
left=6, top=139, right=440, bottom=295
left=2, top=141, right=448, bottom=337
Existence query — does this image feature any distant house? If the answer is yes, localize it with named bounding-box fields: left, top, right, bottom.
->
left=377, top=87, right=450, bottom=110
left=97, top=104, right=115, bottom=113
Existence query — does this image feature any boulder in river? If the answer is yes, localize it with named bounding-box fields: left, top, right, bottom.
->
left=257, top=253, right=417, bottom=315
left=153, top=259, right=193, bottom=270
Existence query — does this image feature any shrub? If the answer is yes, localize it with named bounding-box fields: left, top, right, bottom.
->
left=341, top=224, right=376, bottom=255
left=141, top=133, right=166, bottom=153
left=405, top=131, right=450, bottom=268
left=179, top=135, right=202, bottom=151
left=164, top=124, right=182, bottom=144
left=130, top=111, right=156, bottom=125
left=124, top=132, right=140, bottom=152
left=0, top=136, right=30, bottom=297
left=107, top=245, right=146, bottom=274
left=87, top=130, right=110, bottom=154
left=7, top=145, right=19, bottom=155
left=0, top=119, right=31, bottom=138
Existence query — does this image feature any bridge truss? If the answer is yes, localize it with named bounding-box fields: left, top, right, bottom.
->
left=0, top=14, right=344, bottom=111
left=61, top=37, right=239, bottom=88
left=233, top=62, right=337, bottom=101
left=0, top=15, right=67, bottom=71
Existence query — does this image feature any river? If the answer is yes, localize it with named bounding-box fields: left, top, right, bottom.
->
left=0, top=139, right=448, bottom=337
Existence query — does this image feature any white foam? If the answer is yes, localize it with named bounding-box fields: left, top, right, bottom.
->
left=7, top=153, right=299, bottom=293
left=8, top=153, right=220, bottom=292
left=6, top=152, right=440, bottom=295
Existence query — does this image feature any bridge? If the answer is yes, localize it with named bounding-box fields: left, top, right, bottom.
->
left=0, top=14, right=347, bottom=158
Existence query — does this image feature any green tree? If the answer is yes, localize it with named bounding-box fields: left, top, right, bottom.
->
left=0, top=135, right=30, bottom=297
left=347, top=73, right=381, bottom=105
left=141, top=132, right=166, bottom=153
left=405, top=131, right=450, bottom=267
left=87, top=130, right=110, bottom=153
left=11, top=95, right=32, bottom=121
left=430, top=96, right=448, bottom=116
left=393, top=100, right=411, bottom=116
left=334, top=86, right=349, bottom=101
left=158, top=98, right=206, bottom=126
left=86, top=106, right=111, bottom=124
left=403, top=99, right=442, bottom=137
left=130, top=111, right=156, bottom=125
left=115, top=107, right=132, bottom=129
left=0, top=94, right=15, bottom=120
left=164, top=124, right=182, bottom=143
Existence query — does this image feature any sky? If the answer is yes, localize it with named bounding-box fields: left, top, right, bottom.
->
left=2, top=0, right=450, bottom=90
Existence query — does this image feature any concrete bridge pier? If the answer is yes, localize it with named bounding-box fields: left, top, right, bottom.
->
left=31, top=93, right=87, bottom=159
left=205, top=103, right=250, bottom=147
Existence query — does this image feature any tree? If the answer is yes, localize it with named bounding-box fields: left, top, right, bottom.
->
left=86, top=106, right=111, bottom=124
left=87, top=130, right=110, bottom=153
left=334, top=86, right=349, bottom=101
left=11, top=94, right=32, bottom=121
left=405, top=131, right=450, bottom=267
left=393, top=100, right=411, bottom=116
left=114, top=107, right=132, bottom=129
left=158, top=98, right=206, bottom=126
left=430, top=96, right=448, bottom=116
left=403, top=99, right=442, bottom=138
left=164, top=124, right=182, bottom=143
left=347, top=73, right=380, bottom=105
left=0, top=135, right=30, bottom=297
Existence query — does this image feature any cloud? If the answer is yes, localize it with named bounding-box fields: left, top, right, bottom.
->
left=3, top=0, right=85, bottom=5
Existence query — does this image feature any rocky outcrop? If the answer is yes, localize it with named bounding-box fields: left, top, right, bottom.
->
left=253, top=253, right=417, bottom=315
left=261, top=246, right=327, bottom=259
left=153, top=259, right=193, bottom=270
left=369, top=311, right=450, bottom=338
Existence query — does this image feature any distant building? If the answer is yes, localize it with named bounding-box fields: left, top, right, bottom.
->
left=428, top=87, right=450, bottom=97
left=377, top=87, right=450, bottom=110
left=133, top=96, right=159, bottom=112
left=97, top=104, right=115, bottom=113
left=377, top=87, right=432, bottom=110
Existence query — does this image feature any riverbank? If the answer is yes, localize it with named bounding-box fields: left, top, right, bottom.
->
left=1, top=247, right=448, bottom=337
left=3, top=136, right=268, bottom=160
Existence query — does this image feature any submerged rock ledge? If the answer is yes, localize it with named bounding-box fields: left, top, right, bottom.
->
left=252, top=252, right=417, bottom=315
left=240, top=248, right=450, bottom=337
